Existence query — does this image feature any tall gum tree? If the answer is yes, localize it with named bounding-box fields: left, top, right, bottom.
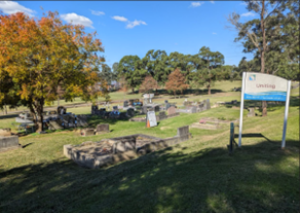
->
left=0, top=11, right=106, bottom=132
left=227, top=0, right=296, bottom=116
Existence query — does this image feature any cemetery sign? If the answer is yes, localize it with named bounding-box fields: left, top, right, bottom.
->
left=244, top=72, right=289, bottom=101
left=239, top=72, right=291, bottom=149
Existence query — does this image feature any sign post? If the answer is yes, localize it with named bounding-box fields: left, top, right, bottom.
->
left=238, top=72, right=291, bottom=148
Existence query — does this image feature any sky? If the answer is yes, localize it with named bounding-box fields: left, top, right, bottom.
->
left=0, top=1, right=258, bottom=68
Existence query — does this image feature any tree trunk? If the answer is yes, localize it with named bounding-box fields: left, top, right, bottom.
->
left=57, top=97, right=60, bottom=107
left=29, top=102, right=38, bottom=132
left=207, top=79, right=211, bottom=95
left=35, top=98, right=45, bottom=133
left=4, top=103, right=7, bottom=115
left=261, top=0, right=267, bottom=117
left=131, top=87, right=134, bottom=93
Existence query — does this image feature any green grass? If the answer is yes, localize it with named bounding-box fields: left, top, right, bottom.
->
left=0, top=88, right=299, bottom=212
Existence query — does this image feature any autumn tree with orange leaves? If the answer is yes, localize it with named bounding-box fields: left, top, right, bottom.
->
left=0, top=11, right=106, bottom=132
left=165, top=68, right=188, bottom=95
left=139, top=75, right=158, bottom=94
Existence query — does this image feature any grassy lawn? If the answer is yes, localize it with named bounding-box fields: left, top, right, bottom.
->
left=0, top=88, right=299, bottom=212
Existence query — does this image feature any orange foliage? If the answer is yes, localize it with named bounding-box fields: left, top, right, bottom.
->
left=165, top=68, right=189, bottom=95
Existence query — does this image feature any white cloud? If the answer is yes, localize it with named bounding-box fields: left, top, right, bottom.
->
left=112, top=16, right=146, bottom=29
left=240, top=2, right=248, bottom=6
left=60, top=13, right=94, bottom=28
left=190, top=2, right=204, bottom=8
left=112, top=16, right=128, bottom=22
left=241, top=12, right=256, bottom=17
left=91, top=10, right=105, bottom=16
left=0, top=1, right=35, bottom=16
left=210, top=1, right=215, bottom=4
left=126, top=20, right=147, bottom=29
left=212, top=32, right=217, bottom=35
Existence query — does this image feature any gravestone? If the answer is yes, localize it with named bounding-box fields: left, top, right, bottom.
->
left=167, top=106, right=176, bottom=115
left=158, top=111, right=167, bottom=120
left=0, top=136, right=21, bottom=152
left=123, top=101, right=129, bottom=107
left=77, top=115, right=88, bottom=127
left=95, top=124, right=109, bottom=134
left=91, top=105, right=98, bottom=115
left=48, top=120, right=63, bottom=130
left=0, top=128, right=12, bottom=137
left=142, top=106, right=148, bottom=114
left=166, top=103, right=171, bottom=110
left=231, top=100, right=237, bottom=104
left=127, top=108, right=135, bottom=117
left=113, top=106, right=118, bottom=110
left=206, top=99, right=211, bottom=109
left=177, top=126, right=190, bottom=141
left=154, top=105, right=160, bottom=112
left=164, top=100, right=168, bottom=104
left=191, top=106, right=197, bottom=113
left=247, top=108, right=255, bottom=117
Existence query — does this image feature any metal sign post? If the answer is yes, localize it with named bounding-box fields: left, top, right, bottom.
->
left=238, top=72, right=246, bottom=147
left=281, top=80, right=291, bottom=149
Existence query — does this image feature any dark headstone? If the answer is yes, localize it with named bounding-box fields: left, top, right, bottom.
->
left=231, top=100, right=237, bottom=105
left=154, top=105, right=160, bottom=112
left=167, top=106, right=176, bottom=115
left=123, top=101, right=129, bottom=107
left=164, top=100, right=168, bottom=104
left=127, top=108, right=135, bottom=117
left=95, top=123, right=109, bottom=133
left=91, top=105, right=98, bottom=115
left=113, top=106, right=118, bottom=110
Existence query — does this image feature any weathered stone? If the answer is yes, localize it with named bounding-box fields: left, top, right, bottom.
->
left=81, top=128, right=94, bottom=136
left=48, top=120, right=63, bottom=130
left=191, top=106, right=197, bottom=113
left=206, top=99, right=211, bottom=109
left=247, top=108, right=255, bottom=117
left=0, top=128, right=11, bottom=137
left=177, top=126, right=190, bottom=141
left=95, top=124, right=109, bottom=134
left=158, top=111, right=167, bottom=121
left=0, top=136, right=21, bottom=152
left=113, top=141, right=136, bottom=154
left=167, top=106, right=176, bottom=115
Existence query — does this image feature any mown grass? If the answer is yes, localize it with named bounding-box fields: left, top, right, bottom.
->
left=0, top=88, right=299, bottom=212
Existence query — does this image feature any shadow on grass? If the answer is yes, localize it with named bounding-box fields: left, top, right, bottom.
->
left=0, top=139, right=299, bottom=213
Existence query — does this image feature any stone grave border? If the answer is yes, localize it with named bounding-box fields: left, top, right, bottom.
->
left=63, top=126, right=191, bottom=169
left=129, top=111, right=180, bottom=122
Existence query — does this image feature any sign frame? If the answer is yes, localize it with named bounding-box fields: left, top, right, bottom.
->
left=238, top=72, right=291, bottom=149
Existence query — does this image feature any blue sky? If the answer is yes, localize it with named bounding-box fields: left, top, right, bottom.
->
left=0, top=1, right=258, bottom=68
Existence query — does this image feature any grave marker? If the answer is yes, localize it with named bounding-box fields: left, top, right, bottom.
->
left=146, top=110, right=157, bottom=127
left=167, top=106, right=176, bottom=115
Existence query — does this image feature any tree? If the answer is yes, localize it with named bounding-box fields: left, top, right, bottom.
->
left=117, top=55, right=147, bottom=93
left=165, top=68, right=189, bottom=95
left=0, top=11, right=106, bottom=132
left=139, top=75, right=158, bottom=95
left=227, top=0, right=298, bottom=116
left=195, top=46, right=225, bottom=95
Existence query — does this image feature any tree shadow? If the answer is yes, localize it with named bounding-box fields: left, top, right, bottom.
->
left=0, top=139, right=298, bottom=213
